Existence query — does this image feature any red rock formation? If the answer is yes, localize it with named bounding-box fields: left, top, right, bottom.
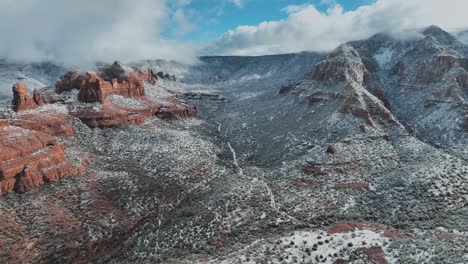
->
left=11, top=109, right=74, bottom=137
left=76, top=72, right=114, bottom=103
left=40, top=90, right=67, bottom=104
left=33, top=89, right=45, bottom=106
left=56, top=64, right=156, bottom=104
left=68, top=71, right=147, bottom=103
left=153, top=95, right=197, bottom=120
left=11, top=83, right=38, bottom=112
left=0, top=119, right=9, bottom=128
left=155, top=102, right=198, bottom=120
left=0, top=125, right=87, bottom=195
left=69, top=100, right=158, bottom=129
left=53, top=63, right=196, bottom=127
left=55, top=71, right=84, bottom=94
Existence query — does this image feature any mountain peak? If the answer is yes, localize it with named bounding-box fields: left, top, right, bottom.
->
left=422, top=25, right=457, bottom=44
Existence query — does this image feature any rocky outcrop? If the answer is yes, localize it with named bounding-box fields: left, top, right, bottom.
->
left=76, top=72, right=116, bottom=103
left=422, top=25, right=458, bottom=45
left=155, top=99, right=198, bottom=120
left=312, top=44, right=365, bottom=85
left=56, top=63, right=157, bottom=104
left=33, top=89, right=45, bottom=106
left=57, top=72, right=143, bottom=103
left=156, top=71, right=176, bottom=81
left=11, top=83, right=38, bottom=112
left=182, top=92, right=227, bottom=102
left=100, top=62, right=157, bottom=85
left=55, top=71, right=83, bottom=94
left=55, top=69, right=197, bottom=127
left=39, top=90, right=67, bottom=104
left=11, top=109, right=74, bottom=137
left=0, top=119, right=9, bottom=128
left=69, top=100, right=158, bottom=129
left=0, top=125, right=88, bottom=195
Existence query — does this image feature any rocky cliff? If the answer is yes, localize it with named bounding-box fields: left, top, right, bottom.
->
left=0, top=124, right=87, bottom=195
left=11, top=83, right=37, bottom=112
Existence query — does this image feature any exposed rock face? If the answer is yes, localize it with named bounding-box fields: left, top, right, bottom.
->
left=39, top=90, right=67, bottom=104
left=0, top=120, right=9, bottom=128
left=72, top=70, right=147, bottom=103
left=182, top=92, right=227, bottom=102
left=326, top=144, right=337, bottom=154
left=0, top=125, right=87, bottom=195
left=77, top=72, right=116, bottom=103
left=100, top=62, right=157, bottom=85
left=69, top=100, right=158, bottom=129
left=423, top=25, right=458, bottom=45
left=11, top=109, right=74, bottom=137
left=56, top=63, right=156, bottom=104
left=52, top=63, right=197, bottom=128
left=33, top=89, right=45, bottom=106
left=312, top=44, right=365, bottom=85
left=156, top=71, right=176, bottom=81
left=55, top=71, right=83, bottom=94
left=11, top=83, right=38, bottom=112
left=155, top=99, right=198, bottom=120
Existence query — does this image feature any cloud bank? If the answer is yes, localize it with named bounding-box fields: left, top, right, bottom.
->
left=0, top=0, right=198, bottom=67
left=206, top=0, right=468, bottom=56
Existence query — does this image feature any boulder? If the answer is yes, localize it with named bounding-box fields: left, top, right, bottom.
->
left=11, top=83, right=38, bottom=112
left=326, top=145, right=337, bottom=154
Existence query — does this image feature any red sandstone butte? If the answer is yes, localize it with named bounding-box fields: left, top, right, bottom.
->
left=54, top=63, right=197, bottom=127
left=0, top=125, right=88, bottom=195
left=11, top=83, right=38, bottom=112
left=55, top=63, right=156, bottom=104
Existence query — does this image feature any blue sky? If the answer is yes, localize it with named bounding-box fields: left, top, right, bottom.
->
left=167, top=0, right=376, bottom=43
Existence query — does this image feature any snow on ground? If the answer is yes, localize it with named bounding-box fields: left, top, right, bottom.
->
left=106, top=95, right=150, bottom=110
left=374, top=48, right=395, bottom=69
left=207, top=229, right=391, bottom=264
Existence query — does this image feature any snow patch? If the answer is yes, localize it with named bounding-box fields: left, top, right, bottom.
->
left=374, top=48, right=394, bottom=69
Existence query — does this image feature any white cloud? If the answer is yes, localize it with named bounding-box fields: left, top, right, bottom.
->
left=0, top=0, right=198, bottom=67
left=231, top=0, right=243, bottom=8
left=173, top=8, right=196, bottom=36
left=206, top=0, right=468, bottom=56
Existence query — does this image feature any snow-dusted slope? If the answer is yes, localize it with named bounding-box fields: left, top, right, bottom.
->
left=0, top=60, right=66, bottom=103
